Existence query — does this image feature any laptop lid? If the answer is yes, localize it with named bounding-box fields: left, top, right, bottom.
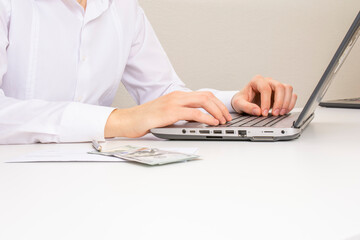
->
left=294, top=11, right=360, bottom=128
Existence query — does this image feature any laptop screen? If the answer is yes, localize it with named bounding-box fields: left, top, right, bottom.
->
left=294, top=11, right=360, bottom=128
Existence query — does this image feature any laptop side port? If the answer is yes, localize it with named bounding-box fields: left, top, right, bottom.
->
left=238, top=130, right=247, bottom=137
left=214, top=130, right=222, bottom=134
left=225, top=130, right=235, bottom=134
left=190, top=130, right=196, bottom=134
left=199, top=130, right=210, bottom=134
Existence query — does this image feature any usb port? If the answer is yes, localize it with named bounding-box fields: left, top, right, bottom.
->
left=199, top=130, right=210, bottom=134
left=225, top=130, right=235, bottom=134
left=214, top=130, right=222, bottom=134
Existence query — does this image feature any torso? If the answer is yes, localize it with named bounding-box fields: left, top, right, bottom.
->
left=2, top=0, right=137, bottom=105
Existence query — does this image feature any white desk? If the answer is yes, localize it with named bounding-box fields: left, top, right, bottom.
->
left=1, top=107, right=360, bottom=240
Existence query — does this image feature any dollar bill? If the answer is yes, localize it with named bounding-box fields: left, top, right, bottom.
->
left=89, top=145, right=199, bottom=165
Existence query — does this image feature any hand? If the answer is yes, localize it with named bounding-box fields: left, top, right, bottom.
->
left=231, top=75, right=297, bottom=117
left=105, top=91, right=232, bottom=138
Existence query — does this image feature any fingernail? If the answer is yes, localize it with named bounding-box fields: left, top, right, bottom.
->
left=252, top=108, right=261, bottom=115
left=227, top=114, right=232, bottom=121
left=273, top=108, right=280, bottom=116
left=280, top=108, right=287, bottom=115
left=214, top=119, right=219, bottom=125
left=221, top=118, right=226, bottom=125
left=262, top=109, right=268, bottom=116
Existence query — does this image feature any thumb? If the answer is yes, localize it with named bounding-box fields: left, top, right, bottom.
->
left=233, top=98, right=261, bottom=116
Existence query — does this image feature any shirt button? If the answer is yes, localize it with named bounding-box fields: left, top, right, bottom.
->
left=81, top=56, right=87, bottom=62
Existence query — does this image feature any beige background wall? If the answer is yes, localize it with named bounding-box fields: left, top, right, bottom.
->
left=113, top=0, right=360, bottom=109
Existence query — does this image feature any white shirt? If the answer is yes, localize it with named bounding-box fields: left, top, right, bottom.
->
left=0, top=0, right=237, bottom=144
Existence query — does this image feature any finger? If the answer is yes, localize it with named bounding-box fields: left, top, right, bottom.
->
left=250, top=76, right=272, bottom=116
left=202, top=99, right=227, bottom=124
left=232, top=96, right=262, bottom=116
left=183, top=92, right=227, bottom=124
left=267, top=78, right=285, bottom=116
left=280, top=84, right=294, bottom=115
left=211, top=96, right=232, bottom=122
left=287, top=93, right=297, bottom=113
left=180, top=108, right=219, bottom=126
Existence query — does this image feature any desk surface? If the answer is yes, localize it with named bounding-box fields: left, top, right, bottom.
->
left=1, top=107, right=360, bottom=240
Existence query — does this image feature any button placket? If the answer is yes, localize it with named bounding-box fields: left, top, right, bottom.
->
left=75, top=23, right=89, bottom=103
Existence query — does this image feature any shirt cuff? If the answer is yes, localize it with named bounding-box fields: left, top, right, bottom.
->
left=198, top=89, right=239, bottom=113
left=213, top=90, right=239, bottom=113
left=59, top=102, right=115, bottom=143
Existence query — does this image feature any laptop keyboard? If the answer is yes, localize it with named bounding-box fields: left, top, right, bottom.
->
left=221, top=114, right=289, bottom=127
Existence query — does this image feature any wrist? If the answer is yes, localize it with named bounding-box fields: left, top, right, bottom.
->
left=104, top=108, right=134, bottom=138
left=230, top=93, right=238, bottom=113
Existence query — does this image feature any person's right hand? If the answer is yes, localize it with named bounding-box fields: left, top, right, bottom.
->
left=104, top=91, right=232, bottom=138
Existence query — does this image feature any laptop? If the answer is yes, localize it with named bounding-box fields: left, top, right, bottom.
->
left=151, top=11, right=360, bottom=141
left=320, top=97, right=360, bottom=109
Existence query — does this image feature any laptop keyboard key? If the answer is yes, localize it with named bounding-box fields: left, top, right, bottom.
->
left=265, top=115, right=289, bottom=127
left=241, top=116, right=268, bottom=127
left=220, top=115, right=250, bottom=127
left=252, top=116, right=279, bottom=127
left=230, top=116, right=259, bottom=127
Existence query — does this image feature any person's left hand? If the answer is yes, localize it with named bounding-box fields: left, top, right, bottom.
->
left=231, top=75, right=297, bottom=117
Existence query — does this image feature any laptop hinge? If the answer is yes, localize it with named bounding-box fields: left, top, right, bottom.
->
left=293, top=113, right=314, bottom=129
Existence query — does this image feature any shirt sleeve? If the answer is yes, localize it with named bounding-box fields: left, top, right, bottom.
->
left=0, top=1, right=115, bottom=144
left=121, top=4, right=238, bottom=112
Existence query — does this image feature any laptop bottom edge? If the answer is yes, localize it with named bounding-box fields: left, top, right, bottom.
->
left=151, top=132, right=302, bottom=142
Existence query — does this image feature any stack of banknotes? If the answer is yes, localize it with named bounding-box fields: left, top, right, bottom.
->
left=89, top=144, right=199, bottom=166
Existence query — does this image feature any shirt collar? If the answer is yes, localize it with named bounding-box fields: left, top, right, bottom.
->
left=85, top=0, right=112, bottom=24
left=36, top=0, right=113, bottom=23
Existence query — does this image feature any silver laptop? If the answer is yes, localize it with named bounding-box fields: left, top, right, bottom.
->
left=151, top=11, right=360, bottom=141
